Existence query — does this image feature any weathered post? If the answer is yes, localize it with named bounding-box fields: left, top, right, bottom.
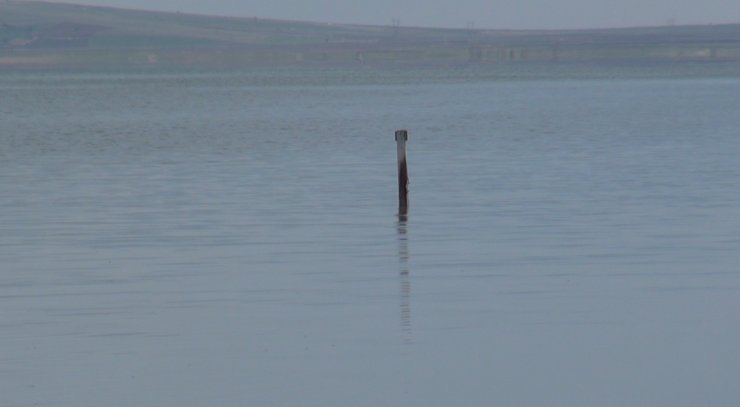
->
left=395, top=130, right=409, bottom=213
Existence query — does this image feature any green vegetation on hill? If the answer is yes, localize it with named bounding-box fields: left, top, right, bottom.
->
left=2, top=0, right=740, bottom=70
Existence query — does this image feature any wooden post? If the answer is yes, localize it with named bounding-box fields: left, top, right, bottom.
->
left=395, top=130, right=409, bottom=213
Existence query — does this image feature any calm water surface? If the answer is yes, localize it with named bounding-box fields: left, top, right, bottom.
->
left=1, top=68, right=740, bottom=406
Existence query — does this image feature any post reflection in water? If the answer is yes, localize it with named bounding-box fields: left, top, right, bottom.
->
left=397, top=210, right=412, bottom=343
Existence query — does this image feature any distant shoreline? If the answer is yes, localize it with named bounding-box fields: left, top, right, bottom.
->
left=2, top=0, right=740, bottom=71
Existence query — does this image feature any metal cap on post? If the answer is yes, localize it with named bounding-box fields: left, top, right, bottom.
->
left=395, top=130, right=409, bottom=213
left=395, top=129, right=408, bottom=142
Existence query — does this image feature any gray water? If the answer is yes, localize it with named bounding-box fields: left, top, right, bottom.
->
left=2, top=68, right=739, bottom=406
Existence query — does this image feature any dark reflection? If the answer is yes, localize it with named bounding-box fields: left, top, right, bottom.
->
left=397, top=211, right=412, bottom=343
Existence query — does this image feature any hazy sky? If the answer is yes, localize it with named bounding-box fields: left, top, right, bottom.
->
left=56, top=0, right=740, bottom=29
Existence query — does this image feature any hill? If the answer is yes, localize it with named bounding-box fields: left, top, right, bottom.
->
left=2, top=0, right=740, bottom=69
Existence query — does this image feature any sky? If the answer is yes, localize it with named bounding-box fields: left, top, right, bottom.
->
left=53, top=0, right=740, bottom=29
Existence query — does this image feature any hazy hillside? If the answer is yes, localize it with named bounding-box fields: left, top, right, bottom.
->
left=2, top=0, right=740, bottom=69
left=0, top=0, right=483, bottom=48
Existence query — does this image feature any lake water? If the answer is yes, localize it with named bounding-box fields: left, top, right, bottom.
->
left=2, top=66, right=740, bottom=406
